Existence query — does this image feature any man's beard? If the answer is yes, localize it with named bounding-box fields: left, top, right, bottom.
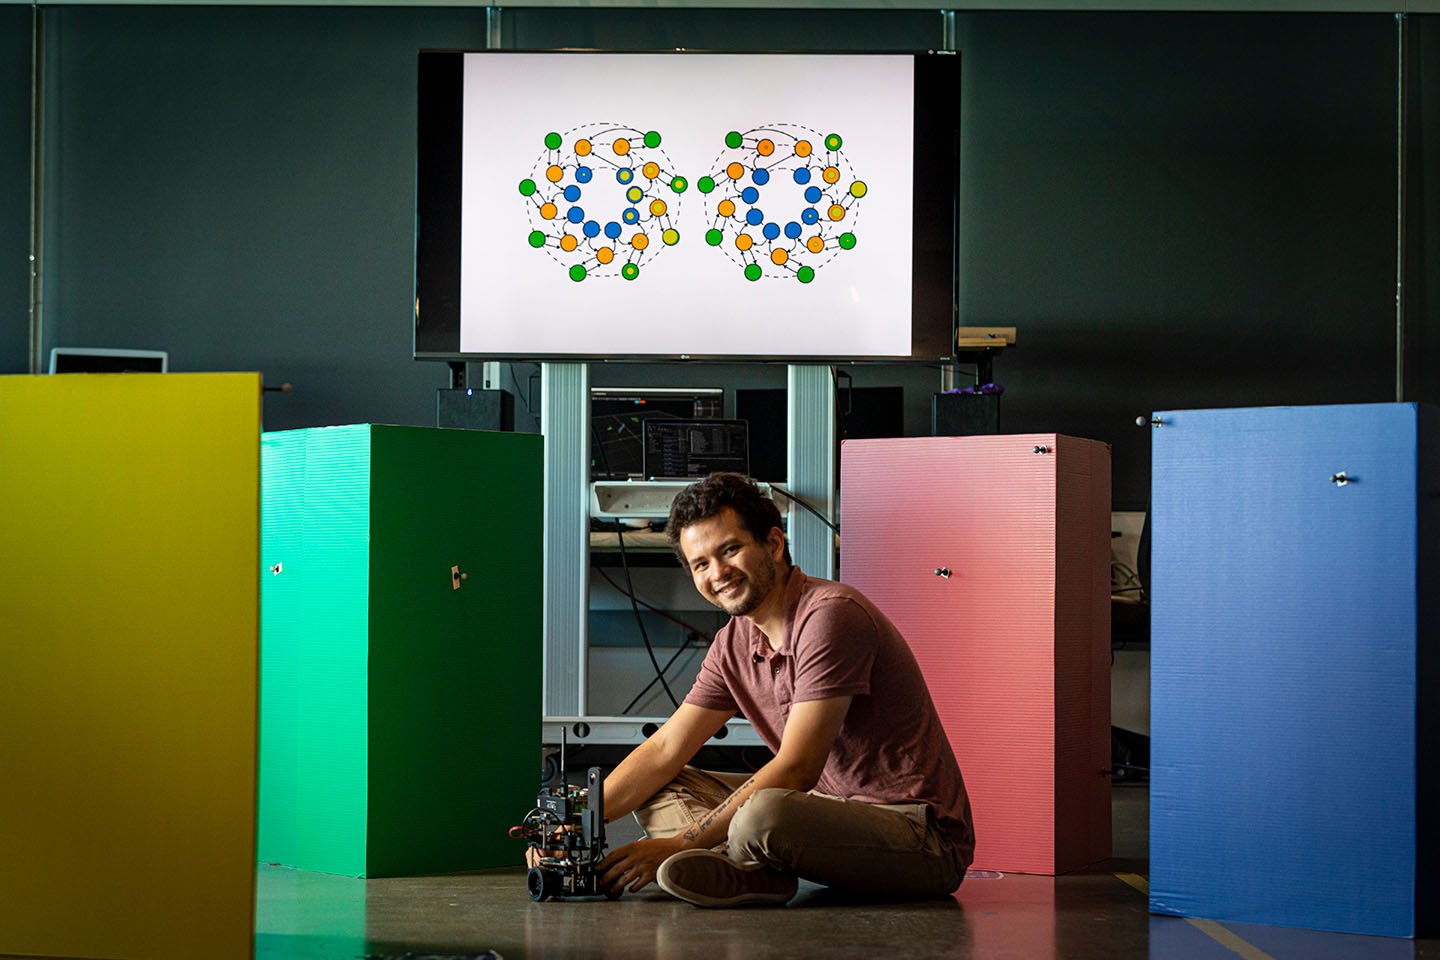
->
left=712, top=555, right=777, bottom=617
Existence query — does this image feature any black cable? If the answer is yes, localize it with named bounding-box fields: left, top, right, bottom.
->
left=769, top=483, right=839, bottom=533
left=620, top=633, right=700, bottom=715
left=593, top=566, right=715, bottom=641
left=612, top=518, right=681, bottom=709
left=591, top=422, right=680, bottom=710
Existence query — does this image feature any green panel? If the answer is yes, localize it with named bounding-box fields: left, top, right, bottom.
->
left=365, top=427, right=544, bottom=876
left=258, top=424, right=372, bottom=877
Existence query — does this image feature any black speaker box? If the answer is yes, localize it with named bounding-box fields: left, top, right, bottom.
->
left=436, top=388, right=514, bottom=431
left=932, top=392, right=1000, bottom=436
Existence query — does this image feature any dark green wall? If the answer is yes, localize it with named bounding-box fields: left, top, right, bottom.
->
left=2, top=6, right=1435, bottom=507
left=1, top=7, right=30, bottom=375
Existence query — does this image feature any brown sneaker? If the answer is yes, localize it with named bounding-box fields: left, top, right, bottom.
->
left=656, top=849, right=798, bottom=908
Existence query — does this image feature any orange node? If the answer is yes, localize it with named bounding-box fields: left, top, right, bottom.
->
left=643, top=162, right=660, bottom=179
left=559, top=234, right=579, bottom=252
left=540, top=202, right=558, bottom=220
left=718, top=199, right=736, bottom=218
left=726, top=162, right=745, bottom=180
left=631, top=232, right=649, bottom=250
left=757, top=139, right=775, bottom=157
left=770, top=248, right=788, bottom=266
left=828, top=204, right=846, bottom=222
left=735, top=233, right=753, bottom=251
left=575, top=139, right=592, bottom=157
left=597, top=247, right=614, bottom=264
left=650, top=199, right=667, bottom=216
left=823, top=166, right=841, bottom=184
left=546, top=165, right=564, bottom=183
left=795, top=140, right=813, bottom=157
left=807, top=236, right=825, bottom=253
left=613, top=138, right=631, bottom=156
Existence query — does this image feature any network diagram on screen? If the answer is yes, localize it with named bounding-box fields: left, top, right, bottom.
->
left=519, top=123, right=865, bottom=285
left=433, top=51, right=954, bottom=359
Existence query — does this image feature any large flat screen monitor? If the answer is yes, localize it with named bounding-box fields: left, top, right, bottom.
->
left=415, top=50, right=960, bottom=363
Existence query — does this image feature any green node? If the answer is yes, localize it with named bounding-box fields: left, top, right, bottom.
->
left=705, top=228, right=723, bottom=246
left=744, top=263, right=762, bottom=281
left=569, top=264, right=587, bottom=282
left=670, top=176, right=688, bottom=194
left=622, top=263, right=640, bottom=280
left=725, top=131, right=743, bottom=149
left=527, top=231, right=546, bottom=248
left=644, top=131, right=662, bottom=148
left=662, top=228, right=680, bottom=246
left=545, top=132, right=563, bottom=150
left=825, top=133, right=843, bottom=151
left=698, top=176, right=716, bottom=194
left=797, top=266, right=815, bottom=284
left=518, top=179, right=537, bottom=197
left=839, top=232, right=857, bottom=250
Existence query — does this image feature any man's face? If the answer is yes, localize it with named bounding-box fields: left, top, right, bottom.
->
left=678, top=507, right=783, bottom=618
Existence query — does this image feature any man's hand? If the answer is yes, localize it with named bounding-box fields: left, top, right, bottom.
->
left=523, top=824, right=577, bottom=868
left=596, top=835, right=688, bottom=895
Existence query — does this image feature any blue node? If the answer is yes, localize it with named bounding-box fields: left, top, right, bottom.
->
left=563, top=185, right=582, bottom=202
left=784, top=221, right=802, bottom=239
left=741, top=186, right=760, bottom=205
left=802, top=207, right=819, bottom=225
left=604, top=221, right=623, bottom=239
left=804, top=185, right=823, bottom=204
left=794, top=168, right=812, bottom=185
left=567, top=206, right=585, bottom=224
left=623, top=207, right=639, bottom=224
left=752, top=168, right=770, bottom=186
left=762, top=222, right=781, bottom=241
left=617, top=168, right=634, bottom=184
left=746, top=208, right=764, bottom=226
left=576, top=166, right=593, bottom=183
left=583, top=220, right=601, bottom=238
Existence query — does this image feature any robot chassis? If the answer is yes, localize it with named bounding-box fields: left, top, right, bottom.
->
left=513, top=763, right=620, bottom=902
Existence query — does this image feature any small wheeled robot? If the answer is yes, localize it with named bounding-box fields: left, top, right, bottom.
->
left=512, top=765, right=619, bottom=901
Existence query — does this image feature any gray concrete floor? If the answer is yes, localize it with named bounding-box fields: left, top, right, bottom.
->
left=255, top=785, right=1437, bottom=960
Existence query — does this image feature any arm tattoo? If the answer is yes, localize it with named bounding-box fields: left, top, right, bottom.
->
left=682, top=776, right=756, bottom=842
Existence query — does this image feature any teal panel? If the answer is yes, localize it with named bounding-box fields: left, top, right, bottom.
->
left=258, top=425, right=372, bottom=877
left=365, top=427, right=544, bottom=875
left=258, top=430, right=306, bottom=868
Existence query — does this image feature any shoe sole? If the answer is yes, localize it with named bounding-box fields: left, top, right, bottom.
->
left=656, top=849, right=798, bottom=908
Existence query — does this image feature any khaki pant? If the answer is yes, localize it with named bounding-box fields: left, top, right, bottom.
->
left=633, top=767, right=964, bottom=898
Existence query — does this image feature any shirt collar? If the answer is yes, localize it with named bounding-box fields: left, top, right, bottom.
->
left=746, top=565, right=807, bottom=659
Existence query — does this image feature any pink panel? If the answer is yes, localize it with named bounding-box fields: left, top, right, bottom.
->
left=839, top=434, right=1110, bottom=874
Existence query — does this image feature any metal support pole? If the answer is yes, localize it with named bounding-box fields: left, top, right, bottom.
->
left=542, top=362, right=590, bottom=718
left=1394, top=13, right=1408, bottom=402
left=787, top=364, right=836, bottom=580
left=27, top=5, right=44, bottom=374
left=938, top=8, right=959, bottom=395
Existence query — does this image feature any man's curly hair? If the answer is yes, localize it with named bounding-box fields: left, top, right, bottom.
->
left=666, top=472, right=792, bottom=568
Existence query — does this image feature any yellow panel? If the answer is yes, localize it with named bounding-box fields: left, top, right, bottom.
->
left=0, top=373, right=260, bottom=960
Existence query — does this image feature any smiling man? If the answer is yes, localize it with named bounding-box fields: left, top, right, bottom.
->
left=594, top=472, right=974, bottom=907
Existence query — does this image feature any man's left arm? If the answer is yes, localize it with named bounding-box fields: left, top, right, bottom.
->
left=598, top=694, right=853, bottom=894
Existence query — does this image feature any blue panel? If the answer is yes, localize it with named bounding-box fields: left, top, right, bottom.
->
left=1149, top=404, right=1418, bottom=937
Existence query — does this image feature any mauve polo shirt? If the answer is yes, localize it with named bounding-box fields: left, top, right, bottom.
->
left=684, top=567, right=975, bottom=861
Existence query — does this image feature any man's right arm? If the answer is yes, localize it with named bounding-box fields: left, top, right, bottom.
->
left=601, top=702, right=734, bottom=822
